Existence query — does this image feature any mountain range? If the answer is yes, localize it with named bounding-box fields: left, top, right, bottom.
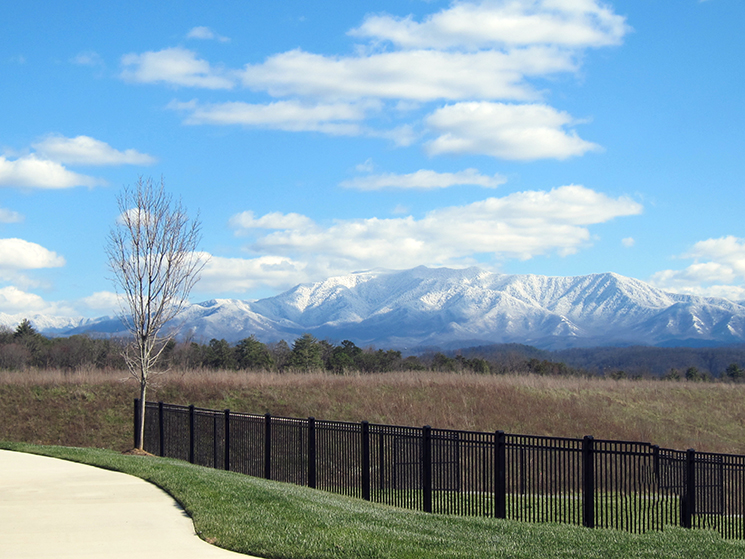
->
left=4, top=266, right=745, bottom=350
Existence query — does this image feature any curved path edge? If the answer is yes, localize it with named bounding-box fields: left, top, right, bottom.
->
left=0, top=449, right=260, bottom=558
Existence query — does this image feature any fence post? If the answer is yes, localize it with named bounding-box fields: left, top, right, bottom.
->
left=213, top=413, right=219, bottom=469
left=582, top=435, right=595, bottom=528
left=362, top=421, right=370, bottom=501
left=158, top=401, right=165, bottom=457
left=133, top=399, right=141, bottom=450
left=682, top=448, right=696, bottom=528
left=189, top=405, right=195, bottom=464
left=224, top=409, right=230, bottom=471
left=264, top=413, right=272, bottom=480
left=422, top=425, right=432, bottom=513
left=495, top=430, right=506, bottom=519
left=308, top=417, right=316, bottom=489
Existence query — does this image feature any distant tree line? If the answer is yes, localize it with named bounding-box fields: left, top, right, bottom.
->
left=0, top=319, right=126, bottom=370
left=164, top=334, right=490, bottom=374
left=2, top=319, right=745, bottom=381
left=458, top=343, right=745, bottom=380
left=0, top=321, right=489, bottom=375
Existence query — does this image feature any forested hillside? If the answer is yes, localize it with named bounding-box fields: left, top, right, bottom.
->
left=3, top=318, right=745, bottom=380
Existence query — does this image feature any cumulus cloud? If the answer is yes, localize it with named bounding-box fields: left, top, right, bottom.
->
left=340, top=168, right=506, bottom=190
left=0, top=135, right=155, bottom=189
left=355, top=159, right=375, bottom=173
left=33, top=135, right=156, bottom=166
left=71, top=51, right=104, bottom=67
left=0, top=238, right=65, bottom=270
left=229, top=211, right=315, bottom=231
left=120, top=47, right=235, bottom=89
left=240, top=48, right=571, bottom=102
left=186, top=26, right=230, bottom=42
left=0, top=208, right=23, bottom=223
left=123, top=1, right=627, bottom=158
left=224, top=186, right=642, bottom=282
left=0, top=155, right=102, bottom=189
left=240, top=1, right=628, bottom=102
left=0, top=286, right=56, bottom=314
left=650, top=236, right=745, bottom=300
left=425, top=102, right=600, bottom=160
left=197, top=254, right=309, bottom=293
left=79, top=291, right=122, bottom=313
left=0, top=286, right=82, bottom=317
left=168, top=99, right=373, bottom=135
left=349, top=0, right=629, bottom=50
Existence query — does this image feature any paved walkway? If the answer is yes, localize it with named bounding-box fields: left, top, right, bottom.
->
left=0, top=449, right=260, bottom=558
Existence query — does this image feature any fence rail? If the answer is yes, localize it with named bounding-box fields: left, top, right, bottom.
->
left=136, top=399, right=745, bottom=539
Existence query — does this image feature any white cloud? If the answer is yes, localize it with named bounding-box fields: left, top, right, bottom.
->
left=186, top=26, right=230, bottom=42
left=0, top=208, right=23, bottom=223
left=349, top=0, right=629, bottom=50
left=0, top=155, right=101, bottom=189
left=119, top=2, right=629, bottom=160
left=0, top=286, right=55, bottom=314
left=123, top=2, right=627, bottom=158
left=33, top=135, right=156, bottom=166
left=168, top=99, right=373, bottom=135
left=0, top=238, right=65, bottom=269
left=425, top=102, right=600, bottom=160
left=197, top=254, right=308, bottom=293
left=650, top=236, right=745, bottom=299
left=116, top=207, right=155, bottom=228
left=622, top=237, right=635, bottom=248
left=229, top=211, right=315, bottom=231
left=366, top=124, right=419, bottom=147
left=121, top=2, right=628, bottom=101
left=340, top=168, right=506, bottom=190
left=79, top=291, right=122, bottom=313
left=0, top=286, right=81, bottom=317
left=120, top=47, right=235, bottom=89
left=71, top=51, right=104, bottom=67
left=226, top=186, right=642, bottom=280
left=355, top=159, right=375, bottom=173
left=240, top=1, right=629, bottom=102
left=241, top=47, right=572, bottom=102
left=0, top=135, right=155, bottom=189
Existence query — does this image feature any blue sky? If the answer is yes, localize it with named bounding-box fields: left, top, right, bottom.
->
left=1, top=0, right=744, bottom=319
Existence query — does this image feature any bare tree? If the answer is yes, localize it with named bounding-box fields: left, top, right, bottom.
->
left=107, top=177, right=206, bottom=449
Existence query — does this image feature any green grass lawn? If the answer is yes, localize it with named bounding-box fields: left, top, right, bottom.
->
left=3, top=442, right=745, bottom=558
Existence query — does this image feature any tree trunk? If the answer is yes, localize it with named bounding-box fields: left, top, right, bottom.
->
left=138, top=374, right=147, bottom=450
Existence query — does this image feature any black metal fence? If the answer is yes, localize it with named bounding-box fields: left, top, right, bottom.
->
left=136, top=400, right=745, bottom=539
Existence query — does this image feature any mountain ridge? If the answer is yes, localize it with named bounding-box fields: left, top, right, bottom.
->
left=4, top=266, right=745, bottom=350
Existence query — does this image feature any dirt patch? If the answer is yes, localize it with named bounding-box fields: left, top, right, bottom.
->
left=121, top=448, right=155, bottom=456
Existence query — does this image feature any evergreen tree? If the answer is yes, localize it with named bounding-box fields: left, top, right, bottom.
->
left=236, top=336, right=275, bottom=370
left=205, top=338, right=237, bottom=369
left=725, top=363, right=744, bottom=382
left=14, top=318, right=38, bottom=340
left=289, top=333, right=323, bottom=372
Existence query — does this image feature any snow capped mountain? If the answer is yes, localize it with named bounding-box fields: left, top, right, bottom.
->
left=177, top=267, right=745, bottom=348
left=0, top=312, right=107, bottom=336
left=12, top=266, right=745, bottom=349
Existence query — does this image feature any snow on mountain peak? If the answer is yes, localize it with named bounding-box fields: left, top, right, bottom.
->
left=23, top=266, right=745, bottom=349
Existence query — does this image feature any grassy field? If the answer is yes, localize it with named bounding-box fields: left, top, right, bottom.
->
left=3, top=441, right=745, bottom=559
left=3, top=368, right=745, bottom=454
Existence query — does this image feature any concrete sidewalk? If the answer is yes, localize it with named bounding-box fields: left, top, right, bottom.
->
left=0, top=449, right=260, bottom=558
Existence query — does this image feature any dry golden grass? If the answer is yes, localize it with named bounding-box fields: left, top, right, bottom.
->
left=3, top=368, right=745, bottom=454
